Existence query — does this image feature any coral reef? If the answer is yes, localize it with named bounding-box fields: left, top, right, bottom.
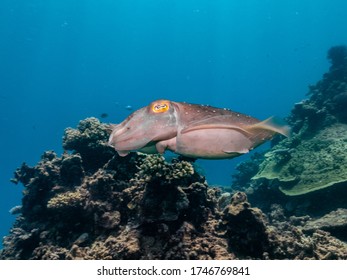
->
left=47, top=189, right=86, bottom=210
left=62, top=117, right=114, bottom=171
left=289, top=45, right=347, bottom=132
left=246, top=46, right=347, bottom=198
left=2, top=46, right=347, bottom=260
left=254, top=124, right=347, bottom=195
left=226, top=46, right=347, bottom=245
left=1, top=115, right=346, bottom=260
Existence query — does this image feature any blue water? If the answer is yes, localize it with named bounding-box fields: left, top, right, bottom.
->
left=1, top=0, right=346, bottom=246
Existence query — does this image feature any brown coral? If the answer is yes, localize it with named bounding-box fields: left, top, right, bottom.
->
left=63, top=117, right=114, bottom=170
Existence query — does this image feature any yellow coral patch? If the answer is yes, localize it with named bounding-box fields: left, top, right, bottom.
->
left=47, top=190, right=84, bottom=209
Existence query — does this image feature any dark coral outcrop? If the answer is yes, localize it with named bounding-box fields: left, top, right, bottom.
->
left=289, top=45, right=347, bottom=133
left=63, top=117, right=114, bottom=171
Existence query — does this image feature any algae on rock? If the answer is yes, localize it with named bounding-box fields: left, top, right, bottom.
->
left=253, top=124, right=347, bottom=196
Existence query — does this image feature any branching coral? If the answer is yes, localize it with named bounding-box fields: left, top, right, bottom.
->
left=63, top=117, right=110, bottom=151
left=133, top=154, right=195, bottom=184
left=47, top=189, right=85, bottom=210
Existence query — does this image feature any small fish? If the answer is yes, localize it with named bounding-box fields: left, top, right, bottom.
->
left=108, top=100, right=290, bottom=159
left=100, top=113, right=109, bottom=119
left=125, top=105, right=133, bottom=111
left=9, top=205, right=22, bottom=215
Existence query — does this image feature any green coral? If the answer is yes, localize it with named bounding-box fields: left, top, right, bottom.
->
left=134, top=154, right=195, bottom=183
left=253, top=124, right=347, bottom=196
left=47, top=190, right=85, bottom=209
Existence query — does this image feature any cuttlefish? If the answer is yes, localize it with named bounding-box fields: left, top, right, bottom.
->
left=108, top=100, right=290, bottom=159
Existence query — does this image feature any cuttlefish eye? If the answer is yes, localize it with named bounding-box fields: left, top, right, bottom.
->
left=151, top=100, right=170, bottom=113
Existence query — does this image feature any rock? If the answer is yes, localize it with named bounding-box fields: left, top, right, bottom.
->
left=222, top=192, right=269, bottom=258
left=99, top=211, right=121, bottom=229
left=302, top=208, right=347, bottom=241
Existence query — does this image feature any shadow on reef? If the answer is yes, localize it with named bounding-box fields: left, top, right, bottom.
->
left=1, top=46, right=347, bottom=260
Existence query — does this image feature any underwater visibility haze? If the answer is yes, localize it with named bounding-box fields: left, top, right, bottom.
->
left=1, top=0, right=347, bottom=259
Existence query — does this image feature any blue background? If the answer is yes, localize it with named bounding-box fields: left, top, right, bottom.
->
left=1, top=0, right=346, bottom=246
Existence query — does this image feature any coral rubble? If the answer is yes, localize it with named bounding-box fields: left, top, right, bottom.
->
left=302, top=208, right=347, bottom=242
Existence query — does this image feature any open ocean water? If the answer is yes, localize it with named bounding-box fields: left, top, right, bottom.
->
left=1, top=0, right=347, bottom=247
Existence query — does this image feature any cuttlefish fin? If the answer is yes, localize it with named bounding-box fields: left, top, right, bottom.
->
left=223, top=148, right=249, bottom=154
left=245, top=117, right=291, bottom=137
left=181, top=124, right=252, bottom=135
left=117, top=151, right=130, bottom=157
